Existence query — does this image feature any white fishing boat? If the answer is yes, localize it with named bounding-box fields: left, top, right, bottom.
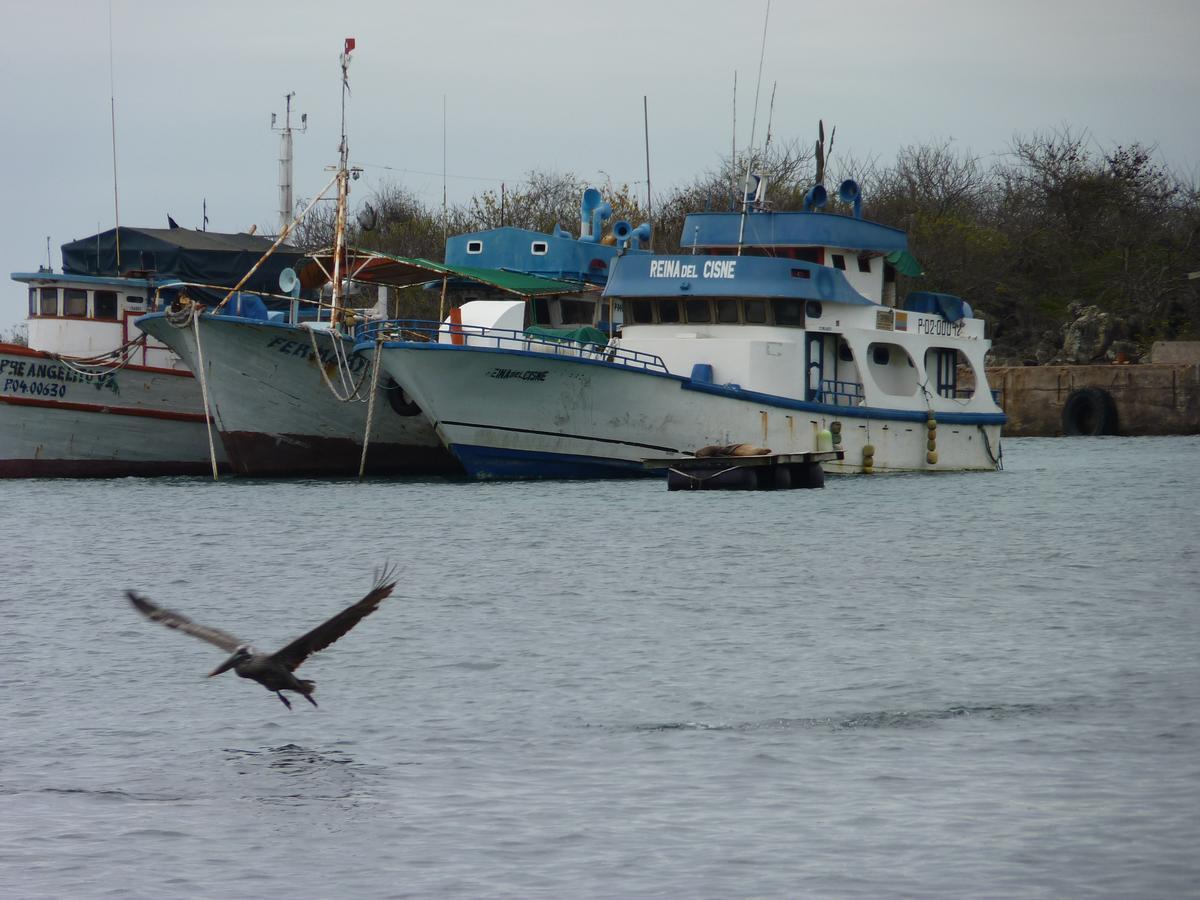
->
left=361, top=179, right=1006, bottom=478
left=1, top=225, right=306, bottom=478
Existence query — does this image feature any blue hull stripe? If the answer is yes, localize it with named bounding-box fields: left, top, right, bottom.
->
left=451, top=444, right=659, bottom=480
left=440, top=419, right=682, bottom=455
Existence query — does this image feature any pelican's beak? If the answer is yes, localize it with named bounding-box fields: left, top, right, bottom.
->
left=208, top=653, right=239, bottom=678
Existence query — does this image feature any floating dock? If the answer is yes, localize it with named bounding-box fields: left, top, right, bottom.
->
left=643, top=451, right=844, bottom=491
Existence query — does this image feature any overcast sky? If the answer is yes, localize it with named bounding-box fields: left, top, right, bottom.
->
left=3, top=0, right=1198, bottom=330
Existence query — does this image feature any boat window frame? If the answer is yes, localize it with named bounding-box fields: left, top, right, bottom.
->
left=715, top=298, right=740, bottom=324
left=770, top=298, right=805, bottom=327
left=832, top=254, right=847, bottom=271
left=530, top=241, right=549, bottom=256
left=94, top=290, right=119, bottom=321
left=466, top=240, right=483, bottom=255
left=28, top=288, right=38, bottom=317
left=63, top=288, right=88, bottom=318
left=627, top=299, right=654, bottom=325
left=925, top=346, right=975, bottom=400
left=656, top=298, right=681, bottom=324
left=683, top=298, right=712, bottom=324
left=743, top=299, right=767, bottom=324
left=39, top=287, right=59, bottom=317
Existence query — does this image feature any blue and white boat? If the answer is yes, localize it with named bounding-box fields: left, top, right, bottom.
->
left=362, top=179, right=1006, bottom=478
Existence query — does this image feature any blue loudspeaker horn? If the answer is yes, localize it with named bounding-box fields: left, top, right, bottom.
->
left=838, top=179, right=863, bottom=218
left=803, top=184, right=828, bottom=212
left=611, top=220, right=634, bottom=244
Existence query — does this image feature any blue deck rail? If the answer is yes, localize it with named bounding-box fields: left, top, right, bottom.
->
left=357, top=319, right=670, bottom=374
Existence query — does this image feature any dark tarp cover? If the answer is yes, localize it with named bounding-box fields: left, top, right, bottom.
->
left=903, top=291, right=973, bottom=322
left=524, top=325, right=610, bottom=347
left=60, top=226, right=307, bottom=296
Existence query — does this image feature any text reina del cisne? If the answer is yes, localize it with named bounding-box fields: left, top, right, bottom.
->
left=648, top=259, right=737, bottom=279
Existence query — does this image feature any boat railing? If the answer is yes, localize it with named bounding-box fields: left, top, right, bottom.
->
left=358, top=319, right=670, bottom=374
left=819, top=379, right=865, bottom=406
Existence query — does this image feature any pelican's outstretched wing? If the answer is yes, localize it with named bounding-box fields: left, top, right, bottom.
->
left=270, top=564, right=398, bottom=672
left=127, top=591, right=243, bottom=652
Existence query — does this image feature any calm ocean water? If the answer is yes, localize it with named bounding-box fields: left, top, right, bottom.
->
left=2, top=436, right=1198, bottom=899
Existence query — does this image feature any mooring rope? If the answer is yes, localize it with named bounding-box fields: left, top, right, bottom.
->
left=357, top=333, right=385, bottom=481
left=979, top=425, right=1004, bottom=470
left=190, top=308, right=221, bottom=481
left=306, top=327, right=371, bottom=402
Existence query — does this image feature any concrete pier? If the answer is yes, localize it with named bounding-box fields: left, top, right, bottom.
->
left=982, top=363, right=1200, bottom=436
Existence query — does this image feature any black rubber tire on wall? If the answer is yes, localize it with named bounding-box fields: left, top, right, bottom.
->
left=1062, top=387, right=1118, bottom=436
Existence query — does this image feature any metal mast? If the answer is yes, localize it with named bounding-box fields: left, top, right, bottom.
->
left=272, top=92, right=307, bottom=236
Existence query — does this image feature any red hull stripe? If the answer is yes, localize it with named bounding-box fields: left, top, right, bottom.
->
left=0, top=394, right=209, bottom=424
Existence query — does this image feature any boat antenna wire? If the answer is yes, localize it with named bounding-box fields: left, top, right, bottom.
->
left=643, top=95, right=653, bottom=250
left=108, top=0, right=121, bottom=270
left=731, top=70, right=737, bottom=203
left=736, top=0, right=771, bottom=256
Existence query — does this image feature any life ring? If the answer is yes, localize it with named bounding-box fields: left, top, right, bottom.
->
left=1061, top=387, right=1118, bottom=436
left=383, top=377, right=422, bottom=417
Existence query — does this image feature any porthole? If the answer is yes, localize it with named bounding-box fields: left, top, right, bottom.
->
left=466, top=240, right=483, bottom=254
left=531, top=241, right=548, bottom=256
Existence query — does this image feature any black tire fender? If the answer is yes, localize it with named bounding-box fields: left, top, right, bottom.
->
left=383, top=377, right=422, bottom=417
left=1062, top=387, right=1118, bottom=436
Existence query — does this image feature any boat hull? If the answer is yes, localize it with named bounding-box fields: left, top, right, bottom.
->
left=0, top=343, right=228, bottom=477
left=137, top=314, right=459, bottom=477
left=373, top=343, right=1004, bottom=480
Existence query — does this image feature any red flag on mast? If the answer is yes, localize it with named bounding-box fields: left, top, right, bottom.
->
left=344, top=38, right=356, bottom=54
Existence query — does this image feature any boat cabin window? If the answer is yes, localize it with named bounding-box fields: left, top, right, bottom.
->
left=838, top=340, right=854, bottom=362
left=684, top=299, right=711, bottom=323
left=658, top=299, right=681, bottom=324
left=857, top=256, right=872, bottom=274
left=532, top=298, right=551, bottom=325
left=39, top=288, right=59, bottom=316
left=832, top=254, right=846, bottom=271
left=925, top=347, right=973, bottom=399
left=530, top=241, right=548, bottom=256
left=558, top=298, right=594, bottom=325
left=867, top=341, right=918, bottom=396
left=466, top=240, right=483, bottom=254
left=28, top=288, right=37, bottom=316
left=770, top=299, right=804, bottom=327
left=715, top=299, right=739, bottom=324
left=743, top=299, right=767, bottom=324
left=794, top=248, right=823, bottom=265
left=94, top=291, right=119, bottom=320
left=806, top=300, right=823, bottom=320
left=63, top=288, right=88, bottom=317
left=627, top=299, right=654, bottom=324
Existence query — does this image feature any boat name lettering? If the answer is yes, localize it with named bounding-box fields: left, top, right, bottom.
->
left=1, top=358, right=118, bottom=394
left=702, top=259, right=737, bottom=279
left=487, top=368, right=547, bottom=382
left=264, top=336, right=368, bottom=372
left=916, top=318, right=964, bottom=337
left=649, top=259, right=738, bottom=279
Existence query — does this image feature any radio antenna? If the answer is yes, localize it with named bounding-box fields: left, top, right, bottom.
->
left=643, top=95, right=653, bottom=250
left=108, top=0, right=121, bottom=270
left=736, top=0, right=772, bottom=254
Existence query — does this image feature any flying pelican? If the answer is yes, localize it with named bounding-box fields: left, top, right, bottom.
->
left=127, top=565, right=397, bottom=709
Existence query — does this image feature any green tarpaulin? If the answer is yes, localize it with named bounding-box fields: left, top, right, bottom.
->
left=885, top=249, right=924, bottom=277
left=524, top=325, right=610, bottom=347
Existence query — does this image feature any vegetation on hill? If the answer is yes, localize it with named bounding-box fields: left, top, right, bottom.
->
left=289, top=127, right=1199, bottom=363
